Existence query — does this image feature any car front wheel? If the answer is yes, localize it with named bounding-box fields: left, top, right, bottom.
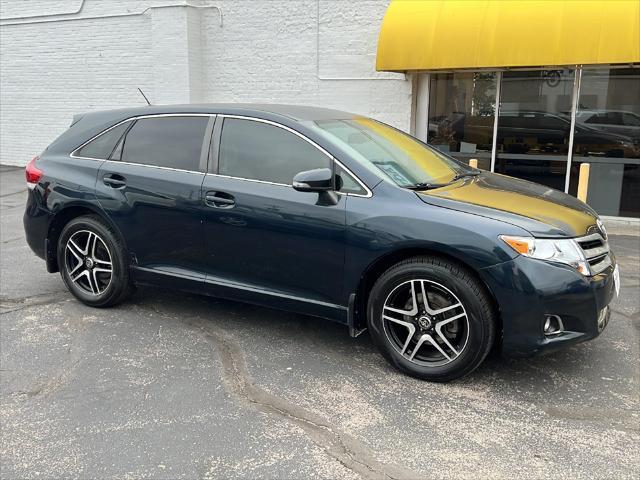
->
left=367, top=256, right=496, bottom=382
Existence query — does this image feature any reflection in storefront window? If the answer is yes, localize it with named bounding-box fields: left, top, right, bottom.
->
left=422, top=67, right=640, bottom=217
left=494, top=69, right=575, bottom=192
left=569, top=68, right=640, bottom=218
left=427, top=72, right=496, bottom=170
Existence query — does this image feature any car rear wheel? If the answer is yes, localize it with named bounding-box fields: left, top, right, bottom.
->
left=367, top=256, right=496, bottom=382
left=57, top=215, right=134, bottom=307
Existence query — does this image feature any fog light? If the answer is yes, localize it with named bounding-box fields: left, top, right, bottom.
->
left=543, top=315, right=564, bottom=336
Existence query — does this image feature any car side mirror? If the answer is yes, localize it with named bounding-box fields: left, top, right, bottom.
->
left=292, top=168, right=333, bottom=192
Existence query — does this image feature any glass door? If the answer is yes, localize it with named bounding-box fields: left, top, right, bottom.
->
left=426, top=72, right=497, bottom=170
left=568, top=67, right=640, bottom=218
left=494, top=69, right=575, bottom=191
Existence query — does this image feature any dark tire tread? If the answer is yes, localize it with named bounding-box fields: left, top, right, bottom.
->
left=57, top=215, right=134, bottom=308
left=367, top=255, right=496, bottom=382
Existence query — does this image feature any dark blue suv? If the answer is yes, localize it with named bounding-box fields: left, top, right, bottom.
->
left=23, top=105, right=618, bottom=381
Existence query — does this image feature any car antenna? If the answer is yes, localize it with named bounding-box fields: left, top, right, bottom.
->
left=137, top=87, right=152, bottom=106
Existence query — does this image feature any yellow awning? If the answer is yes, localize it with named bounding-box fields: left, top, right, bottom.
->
left=376, top=0, right=640, bottom=71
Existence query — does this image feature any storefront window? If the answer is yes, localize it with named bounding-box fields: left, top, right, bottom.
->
left=569, top=67, right=640, bottom=218
left=494, top=69, right=575, bottom=191
left=427, top=72, right=496, bottom=170
left=418, top=66, right=640, bottom=218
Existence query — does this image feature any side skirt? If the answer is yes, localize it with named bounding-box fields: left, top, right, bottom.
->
left=131, top=265, right=349, bottom=326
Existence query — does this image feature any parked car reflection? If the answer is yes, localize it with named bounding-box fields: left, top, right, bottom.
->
left=575, top=110, right=640, bottom=140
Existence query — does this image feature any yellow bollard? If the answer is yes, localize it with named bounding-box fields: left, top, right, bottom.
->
left=577, top=163, right=590, bottom=202
left=469, top=158, right=478, bottom=169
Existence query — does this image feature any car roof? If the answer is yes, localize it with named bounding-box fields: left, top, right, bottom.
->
left=48, top=104, right=361, bottom=156
left=82, top=103, right=358, bottom=123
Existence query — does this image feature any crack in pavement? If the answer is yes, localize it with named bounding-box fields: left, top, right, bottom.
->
left=191, top=318, right=419, bottom=480
left=0, top=291, right=70, bottom=315
left=3, top=294, right=87, bottom=400
left=0, top=189, right=26, bottom=198
left=137, top=303, right=418, bottom=480
left=610, top=307, right=640, bottom=321
left=11, top=358, right=83, bottom=399
left=541, top=406, right=640, bottom=434
left=1, top=236, right=24, bottom=244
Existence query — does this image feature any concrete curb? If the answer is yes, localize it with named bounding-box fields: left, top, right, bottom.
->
left=603, top=217, right=640, bottom=237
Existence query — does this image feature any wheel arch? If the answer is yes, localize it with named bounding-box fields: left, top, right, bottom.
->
left=353, top=246, right=502, bottom=344
left=45, top=203, right=125, bottom=273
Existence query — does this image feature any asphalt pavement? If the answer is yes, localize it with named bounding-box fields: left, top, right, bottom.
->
left=1, top=164, right=639, bottom=479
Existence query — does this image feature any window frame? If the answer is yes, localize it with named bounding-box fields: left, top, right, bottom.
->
left=71, top=120, right=134, bottom=161
left=416, top=65, right=640, bottom=196
left=210, top=114, right=372, bottom=198
left=71, top=114, right=215, bottom=174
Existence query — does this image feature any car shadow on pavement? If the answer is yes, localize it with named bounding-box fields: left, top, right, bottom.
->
left=124, top=283, right=633, bottom=396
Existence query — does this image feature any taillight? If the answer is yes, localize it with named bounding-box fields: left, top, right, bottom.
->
left=25, top=156, right=43, bottom=189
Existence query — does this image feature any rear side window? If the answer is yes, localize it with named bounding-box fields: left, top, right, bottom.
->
left=76, top=122, right=130, bottom=159
left=120, top=116, right=208, bottom=170
left=218, top=118, right=330, bottom=184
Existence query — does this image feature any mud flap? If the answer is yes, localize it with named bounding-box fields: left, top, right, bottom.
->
left=347, top=293, right=367, bottom=338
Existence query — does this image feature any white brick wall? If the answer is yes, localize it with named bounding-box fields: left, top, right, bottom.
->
left=0, top=0, right=412, bottom=166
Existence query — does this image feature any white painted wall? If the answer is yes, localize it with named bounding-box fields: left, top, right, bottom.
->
left=0, top=0, right=411, bottom=166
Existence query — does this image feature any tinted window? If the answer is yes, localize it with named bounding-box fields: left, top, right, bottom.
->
left=77, top=122, right=130, bottom=159
left=623, top=113, right=640, bottom=126
left=121, top=116, right=208, bottom=170
left=336, top=164, right=366, bottom=195
left=584, top=114, right=601, bottom=124
left=219, top=118, right=330, bottom=184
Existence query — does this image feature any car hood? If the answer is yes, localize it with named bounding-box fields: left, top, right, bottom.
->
left=416, top=172, right=599, bottom=238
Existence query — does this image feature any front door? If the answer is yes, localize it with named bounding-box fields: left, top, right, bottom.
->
left=95, top=115, right=212, bottom=283
left=201, top=117, right=347, bottom=314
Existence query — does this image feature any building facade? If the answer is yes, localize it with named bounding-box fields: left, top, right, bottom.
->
left=1, top=0, right=639, bottom=219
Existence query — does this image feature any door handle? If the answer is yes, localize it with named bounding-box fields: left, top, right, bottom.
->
left=103, top=174, right=126, bottom=188
left=205, top=191, right=235, bottom=208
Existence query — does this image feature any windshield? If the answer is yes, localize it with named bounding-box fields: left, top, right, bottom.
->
left=309, top=118, right=471, bottom=187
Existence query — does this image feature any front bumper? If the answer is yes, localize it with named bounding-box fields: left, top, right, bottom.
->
left=480, top=254, right=617, bottom=357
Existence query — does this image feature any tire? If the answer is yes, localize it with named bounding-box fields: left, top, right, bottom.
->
left=57, top=215, right=134, bottom=307
left=367, top=256, right=495, bottom=382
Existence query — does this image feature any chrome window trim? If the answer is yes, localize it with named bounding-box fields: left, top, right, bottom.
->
left=220, top=114, right=335, bottom=158
left=102, top=159, right=204, bottom=175
left=70, top=119, right=134, bottom=161
left=70, top=112, right=373, bottom=196
left=205, top=161, right=372, bottom=198
left=334, top=158, right=371, bottom=198
left=69, top=113, right=215, bottom=165
left=205, top=172, right=292, bottom=188
left=215, top=114, right=373, bottom=198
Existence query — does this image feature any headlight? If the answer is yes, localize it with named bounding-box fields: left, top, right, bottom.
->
left=500, top=235, right=590, bottom=275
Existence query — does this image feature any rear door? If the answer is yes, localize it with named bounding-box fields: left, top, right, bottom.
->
left=94, top=114, right=214, bottom=288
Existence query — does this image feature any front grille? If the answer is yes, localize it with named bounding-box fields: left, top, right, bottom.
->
left=576, top=232, right=611, bottom=276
